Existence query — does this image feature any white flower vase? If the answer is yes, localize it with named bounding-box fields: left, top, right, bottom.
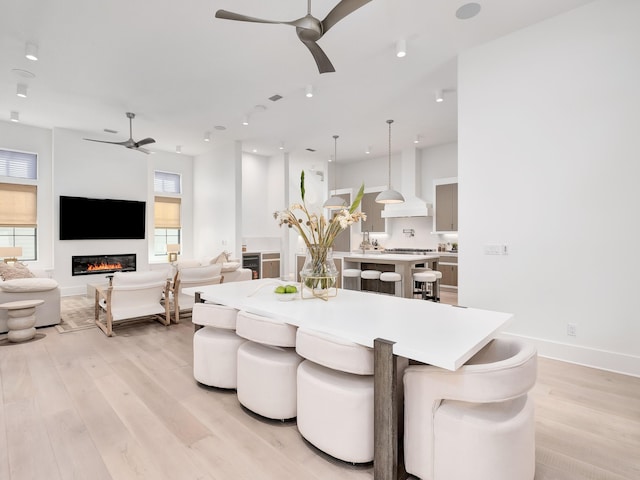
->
left=300, top=245, right=338, bottom=300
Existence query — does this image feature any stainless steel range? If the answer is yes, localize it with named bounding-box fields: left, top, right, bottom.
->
left=383, top=248, right=437, bottom=254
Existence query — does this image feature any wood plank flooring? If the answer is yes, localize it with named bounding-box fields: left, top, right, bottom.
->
left=1, top=298, right=639, bottom=479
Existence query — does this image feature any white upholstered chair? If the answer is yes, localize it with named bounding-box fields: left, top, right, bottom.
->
left=94, top=270, right=171, bottom=336
left=171, top=263, right=223, bottom=322
left=403, top=338, right=538, bottom=480
left=192, top=303, right=246, bottom=389
left=235, top=310, right=302, bottom=420
left=295, top=327, right=375, bottom=464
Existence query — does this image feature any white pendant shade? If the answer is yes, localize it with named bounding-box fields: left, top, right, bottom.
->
left=323, top=195, right=348, bottom=209
left=376, top=188, right=405, bottom=204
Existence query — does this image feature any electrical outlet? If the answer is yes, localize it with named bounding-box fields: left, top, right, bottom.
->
left=567, top=323, right=577, bottom=336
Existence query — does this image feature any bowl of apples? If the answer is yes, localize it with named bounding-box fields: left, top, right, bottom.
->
left=274, top=284, right=298, bottom=301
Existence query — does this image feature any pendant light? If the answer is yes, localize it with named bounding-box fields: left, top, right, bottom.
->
left=376, top=119, right=405, bottom=204
left=323, top=135, right=348, bottom=209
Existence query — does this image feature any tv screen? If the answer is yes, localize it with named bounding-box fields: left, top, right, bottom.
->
left=59, top=196, right=146, bottom=240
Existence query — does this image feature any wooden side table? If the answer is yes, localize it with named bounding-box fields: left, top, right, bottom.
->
left=0, top=299, right=44, bottom=342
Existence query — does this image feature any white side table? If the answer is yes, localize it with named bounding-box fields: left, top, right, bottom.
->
left=0, top=299, right=44, bottom=342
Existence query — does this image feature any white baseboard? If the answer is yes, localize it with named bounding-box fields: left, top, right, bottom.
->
left=501, top=332, right=640, bottom=378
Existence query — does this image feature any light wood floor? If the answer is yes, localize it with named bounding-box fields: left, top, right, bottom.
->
left=1, top=303, right=639, bottom=479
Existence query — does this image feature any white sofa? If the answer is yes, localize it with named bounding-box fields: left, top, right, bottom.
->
left=0, top=269, right=61, bottom=333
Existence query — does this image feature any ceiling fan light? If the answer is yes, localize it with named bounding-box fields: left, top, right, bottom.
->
left=396, top=39, right=407, bottom=58
left=25, top=43, right=38, bottom=61
left=16, top=83, right=28, bottom=98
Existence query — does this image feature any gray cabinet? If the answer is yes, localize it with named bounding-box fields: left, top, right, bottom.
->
left=360, top=191, right=385, bottom=233
left=435, top=183, right=458, bottom=232
left=331, top=193, right=352, bottom=252
left=437, top=254, right=458, bottom=290
left=261, top=253, right=280, bottom=279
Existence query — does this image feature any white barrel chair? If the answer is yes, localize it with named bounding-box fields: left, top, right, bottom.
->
left=403, top=338, right=538, bottom=480
left=235, top=310, right=302, bottom=420
left=295, top=327, right=375, bottom=464
left=192, top=303, right=246, bottom=389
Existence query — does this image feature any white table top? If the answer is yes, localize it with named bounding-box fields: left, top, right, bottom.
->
left=185, top=279, right=512, bottom=370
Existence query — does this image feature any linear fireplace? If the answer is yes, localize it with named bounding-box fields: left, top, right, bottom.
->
left=72, top=254, right=137, bottom=276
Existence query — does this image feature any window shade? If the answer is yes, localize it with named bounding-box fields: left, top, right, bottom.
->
left=154, top=196, right=181, bottom=228
left=0, top=183, right=37, bottom=226
left=0, top=149, right=37, bottom=179
left=154, top=171, right=181, bottom=194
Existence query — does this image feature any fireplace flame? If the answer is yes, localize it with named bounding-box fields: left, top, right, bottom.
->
left=87, top=261, right=123, bottom=272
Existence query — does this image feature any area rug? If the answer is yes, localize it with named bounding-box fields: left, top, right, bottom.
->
left=56, top=295, right=96, bottom=333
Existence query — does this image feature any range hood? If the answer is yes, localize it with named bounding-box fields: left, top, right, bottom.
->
left=381, top=147, right=432, bottom=218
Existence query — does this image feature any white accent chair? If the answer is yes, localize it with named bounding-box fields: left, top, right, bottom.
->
left=94, top=270, right=171, bottom=336
left=171, top=263, right=223, bottom=322
left=192, top=303, right=246, bottom=389
left=403, top=338, right=538, bottom=480
left=295, top=328, right=375, bottom=464
left=235, top=310, right=302, bottom=420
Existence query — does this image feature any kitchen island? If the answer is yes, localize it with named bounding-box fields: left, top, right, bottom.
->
left=343, top=253, right=440, bottom=299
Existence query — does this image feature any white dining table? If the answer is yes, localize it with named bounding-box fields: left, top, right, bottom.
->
left=184, top=279, right=513, bottom=480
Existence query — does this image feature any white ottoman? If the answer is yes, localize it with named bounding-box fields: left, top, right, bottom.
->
left=295, top=328, right=374, bottom=464
left=192, top=303, right=245, bottom=389
left=237, top=341, right=301, bottom=420
left=235, top=310, right=302, bottom=420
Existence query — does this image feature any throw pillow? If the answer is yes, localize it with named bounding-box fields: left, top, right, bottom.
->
left=221, top=261, right=241, bottom=272
left=211, top=251, right=231, bottom=265
left=0, top=262, right=35, bottom=281
left=0, top=277, right=58, bottom=292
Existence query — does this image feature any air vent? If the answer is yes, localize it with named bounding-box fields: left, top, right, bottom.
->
left=306, top=148, right=316, bottom=152
left=103, top=129, right=118, bottom=134
left=269, top=94, right=283, bottom=102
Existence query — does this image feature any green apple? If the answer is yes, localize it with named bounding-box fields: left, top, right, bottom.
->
left=274, top=286, right=286, bottom=294
left=285, top=285, right=298, bottom=294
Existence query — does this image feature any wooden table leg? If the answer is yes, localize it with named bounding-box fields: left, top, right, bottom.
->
left=374, top=338, right=408, bottom=480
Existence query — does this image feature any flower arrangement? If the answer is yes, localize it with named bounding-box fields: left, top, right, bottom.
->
left=274, top=171, right=366, bottom=250
left=274, top=171, right=366, bottom=297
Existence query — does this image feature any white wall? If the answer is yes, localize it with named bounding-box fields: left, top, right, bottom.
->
left=193, top=140, right=240, bottom=259
left=458, top=0, right=640, bottom=375
left=0, top=121, right=54, bottom=270
left=52, top=127, right=191, bottom=294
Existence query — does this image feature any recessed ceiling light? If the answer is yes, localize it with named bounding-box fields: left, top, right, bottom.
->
left=305, top=85, right=314, bottom=98
left=252, top=148, right=257, bottom=153
left=242, top=116, right=249, bottom=126
left=365, top=146, right=371, bottom=154
left=10, top=111, right=20, bottom=122
left=204, top=131, right=211, bottom=142
left=16, top=84, right=27, bottom=98
left=456, top=2, right=481, bottom=20
left=414, top=135, right=421, bottom=144
left=396, top=39, right=407, bottom=58
left=214, top=125, right=226, bottom=131
left=435, top=89, right=444, bottom=103
left=25, top=43, right=38, bottom=61
left=176, top=145, right=182, bottom=154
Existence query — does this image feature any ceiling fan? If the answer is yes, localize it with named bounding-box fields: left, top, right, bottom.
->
left=84, top=112, right=156, bottom=154
left=215, top=0, right=372, bottom=74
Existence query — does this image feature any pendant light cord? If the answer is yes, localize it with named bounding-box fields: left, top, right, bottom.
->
left=387, top=119, right=394, bottom=188
left=333, top=135, right=339, bottom=192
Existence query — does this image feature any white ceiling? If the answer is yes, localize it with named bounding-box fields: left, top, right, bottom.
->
left=0, top=0, right=594, bottom=161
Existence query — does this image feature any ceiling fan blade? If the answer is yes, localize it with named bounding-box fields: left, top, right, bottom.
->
left=131, top=146, right=151, bottom=154
left=83, top=138, right=129, bottom=146
left=215, top=10, right=283, bottom=25
left=135, top=137, right=156, bottom=148
left=322, top=0, right=372, bottom=33
left=300, top=39, right=335, bottom=74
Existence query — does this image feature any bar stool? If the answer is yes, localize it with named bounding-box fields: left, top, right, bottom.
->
left=360, top=270, right=381, bottom=293
left=342, top=268, right=362, bottom=291
left=380, top=271, right=402, bottom=297
left=235, top=310, right=302, bottom=420
left=413, top=270, right=439, bottom=301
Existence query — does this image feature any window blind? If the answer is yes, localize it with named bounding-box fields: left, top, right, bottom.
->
left=154, top=171, right=181, bottom=194
left=0, top=183, right=37, bottom=226
left=0, top=149, right=37, bottom=179
left=154, top=196, right=181, bottom=229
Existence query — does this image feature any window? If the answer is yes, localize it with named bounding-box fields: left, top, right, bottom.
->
left=154, top=170, right=182, bottom=257
left=0, top=149, right=38, bottom=261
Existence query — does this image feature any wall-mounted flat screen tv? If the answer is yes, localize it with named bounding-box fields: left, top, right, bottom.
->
left=59, top=196, right=146, bottom=240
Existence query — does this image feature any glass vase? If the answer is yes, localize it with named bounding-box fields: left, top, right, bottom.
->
left=300, top=245, right=338, bottom=300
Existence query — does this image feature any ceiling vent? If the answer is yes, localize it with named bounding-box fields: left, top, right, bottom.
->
left=269, top=94, right=283, bottom=102
left=306, top=148, right=316, bottom=152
